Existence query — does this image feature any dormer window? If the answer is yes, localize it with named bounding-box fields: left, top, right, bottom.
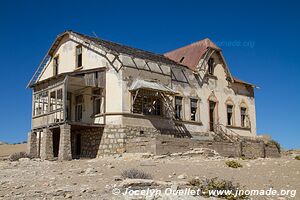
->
left=53, top=56, right=59, bottom=76
left=179, top=57, right=185, bottom=63
left=208, top=58, right=214, bottom=75
left=76, top=45, right=82, bottom=68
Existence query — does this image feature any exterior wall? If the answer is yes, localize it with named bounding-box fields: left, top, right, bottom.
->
left=71, top=128, right=103, bottom=158
left=170, top=53, right=256, bottom=137
left=39, top=35, right=108, bottom=81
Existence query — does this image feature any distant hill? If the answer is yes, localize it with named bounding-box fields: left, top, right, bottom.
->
left=0, top=141, right=8, bottom=145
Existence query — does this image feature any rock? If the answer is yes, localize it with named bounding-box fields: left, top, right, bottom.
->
left=65, top=193, right=72, bottom=198
left=177, top=174, right=187, bottom=179
left=19, top=158, right=30, bottom=162
left=119, top=179, right=155, bottom=187
left=153, top=155, right=167, bottom=159
left=114, top=176, right=123, bottom=181
left=107, top=164, right=115, bottom=169
left=84, top=168, right=97, bottom=174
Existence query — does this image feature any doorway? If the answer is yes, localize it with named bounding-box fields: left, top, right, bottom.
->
left=209, top=101, right=216, bottom=131
left=75, top=134, right=81, bottom=158
left=52, top=129, right=60, bottom=157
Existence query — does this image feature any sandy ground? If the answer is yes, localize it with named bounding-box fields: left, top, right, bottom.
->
left=0, top=144, right=27, bottom=160
left=0, top=151, right=299, bottom=200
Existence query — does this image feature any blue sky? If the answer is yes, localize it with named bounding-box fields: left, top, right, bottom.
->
left=0, top=0, right=299, bottom=149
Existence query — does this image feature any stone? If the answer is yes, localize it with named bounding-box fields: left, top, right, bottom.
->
left=64, top=193, right=72, bottom=198
left=114, top=176, right=123, bottom=181
left=177, top=174, right=187, bottom=179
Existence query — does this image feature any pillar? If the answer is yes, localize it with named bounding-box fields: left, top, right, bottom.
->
left=58, top=124, right=72, bottom=161
left=27, top=131, right=38, bottom=158
left=40, top=128, right=54, bottom=160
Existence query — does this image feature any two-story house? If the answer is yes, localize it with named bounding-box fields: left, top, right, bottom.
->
left=27, top=31, right=256, bottom=160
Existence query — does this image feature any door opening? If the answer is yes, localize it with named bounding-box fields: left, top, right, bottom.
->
left=52, top=130, right=60, bottom=157
left=209, top=101, right=216, bottom=131
left=75, top=134, right=81, bottom=158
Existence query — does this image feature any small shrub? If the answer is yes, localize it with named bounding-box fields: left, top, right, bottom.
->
left=226, top=160, right=242, bottom=168
left=9, top=152, right=32, bottom=161
left=121, top=168, right=152, bottom=179
left=295, top=155, right=300, bottom=160
left=189, top=177, right=247, bottom=199
left=22, top=141, right=27, bottom=144
left=266, top=140, right=281, bottom=153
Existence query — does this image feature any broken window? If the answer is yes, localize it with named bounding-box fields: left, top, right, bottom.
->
left=50, top=91, right=56, bottom=112
left=190, top=98, right=198, bottom=121
left=53, top=56, right=59, bottom=76
left=208, top=58, right=214, bottom=75
left=227, top=105, right=233, bottom=126
left=33, top=91, right=48, bottom=116
left=76, top=45, right=82, bottom=68
left=241, top=107, right=247, bottom=127
left=75, top=95, right=83, bottom=122
left=132, top=90, right=162, bottom=116
left=175, top=96, right=183, bottom=119
left=93, top=89, right=101, bottom=115
left=143, top=96, right=161, bottom=116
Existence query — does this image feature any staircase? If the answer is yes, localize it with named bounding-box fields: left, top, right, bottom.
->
left=213, top=123, right=241, bottom=143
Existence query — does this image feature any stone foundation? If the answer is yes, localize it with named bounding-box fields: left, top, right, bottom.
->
left=72, top=127, right=103, bottom=158
left=27, top=131, right=38, bottom=157
left=40, top=128, right=54, bottom=160
left=125, top=136, right=280, bottom=158
left=58, top=124, right=72, bottom=161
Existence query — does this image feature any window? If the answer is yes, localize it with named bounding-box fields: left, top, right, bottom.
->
left=175, top=96, right=183, bottom=119
left=241, top=107, right=247, bottom=127
left=53, top=56, right=59, bottom=76
left=190, top=98, right=198, bottom=121
left=50, top=91, right=56, bottom=111
left=179, top=57, right=185, bottom=63
left=142, top=96, right=161, bottom=116
left=93, top=89, right=101, bottom=115
left=33, top=91, right=48, bottom=116
left=75, top=95, right=83, bottom=122
left=227, top=105, right=233, bottom=126
left=76, top=45, right=82, bottom=68
left=208, top=58, right=214, bottom=75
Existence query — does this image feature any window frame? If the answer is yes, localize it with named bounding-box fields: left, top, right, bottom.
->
left=190, top=98, right=198, bottom=121
left=240, top=107, right=247, bottom=127
left=226, top=104, right=234, bottom=126
left=208, top=57, right=214, bottom=75
left=76, top=45, right=83, bottom=69
left=53, top=55, right=59, bottom=76
left=175, top=96, right=183, bottom=120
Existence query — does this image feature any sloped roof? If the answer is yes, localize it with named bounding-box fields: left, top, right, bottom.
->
left=164, top=38, right=220, bottom=71
left=71, top=31, right=187, bottom=68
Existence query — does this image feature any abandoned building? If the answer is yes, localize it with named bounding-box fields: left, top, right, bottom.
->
left=27, top=30, right=277, bottom=161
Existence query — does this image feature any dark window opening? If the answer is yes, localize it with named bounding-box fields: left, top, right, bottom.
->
left=93, top=89, right=101, bottom=115
left=241, top=107, right=247, bottom=127
left=179, top=57, right=185, bottom=63
left=76, top=45, right=82, bottom=68
left=53, top=56, right=59, bottom=76
left=208, top=58, right=214, bottom=75
left=227, top=105, right=233, bottom=126
left=142, top=96, right=161, bottom=116
left=75, top=95, right=83, bottom=122
left=175, top=96, right=183, bottom=119
left=190, top=98, right=198, bottom=121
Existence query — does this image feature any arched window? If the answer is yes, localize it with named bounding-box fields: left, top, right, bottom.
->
left=208, top=58, right=214, bottom=75
left=240, top=101, right=249, bottom=128
left=225, top=98, right=235, bottom=126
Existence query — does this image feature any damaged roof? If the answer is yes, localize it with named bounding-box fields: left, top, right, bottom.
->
left=71, top=31, right=187, bottom=68
left=164, top=38, right=220, bottom=71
